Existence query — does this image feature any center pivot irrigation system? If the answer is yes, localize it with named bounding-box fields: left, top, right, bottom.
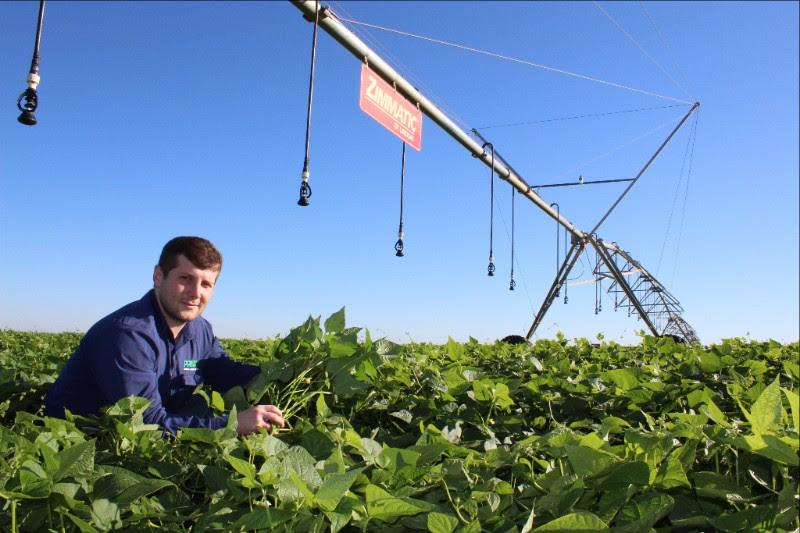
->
left=15, top=0, right=701, bottom=343
left=288, top=1, right=701, bottom=344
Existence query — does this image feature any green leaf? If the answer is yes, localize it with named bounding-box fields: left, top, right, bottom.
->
left=315, top=467, right=364, bottom=512
left=324, top=307, right=346, bottom=334
left=471, top=379, right=494, bottom=402
left=325, top=510, right=352, bottom=533
left=366, top=484, right=435, bottom=521
left=328, top=357, right=371, bottom=397
left=613, top=493, right=674, bottom=533
left=19, top=460, right=51, bottom=498
left=66, top=513, right=100, bottom=533
left=54, top=439, right=95, bottom=482
left=200, top=464, right=230, bottom=493
left=594, top=461, right=650, bottom=490
left=698, top=352, right=722, bottom=373
left=52, top=482, right=81, bottom=509
left=282, top=446, right=323, bottom=490
left=783, top=387, right=799, bottom=430
left=231, top=509, right=293, bottom=530
left=94, top=465, right=175, bottom=506
left=783, top=360, right=800, bottom=380
left=653, top=453, right=690, bottom=489
left=700, top=398, right=730, bottom=428
left=427, top=511, right=459, bottom=533
left=90, top=498, right=122, bottom=530
left=210, top=390, right=225, bottom=412
left=315, top=393, right=331, bottom=423
left=565, top=444, right=619, bottom=477
left=596, top=485, right=636, bottom=524
left=245, top=371, right=270, bottom=404
left=603, top=369, right=640, bottom=391
left=534, top=511, right=609, bottom=531
left=329, top=338, right=358, bottom=358
left=178, top=427, right=219, bottom=443
left=225, top=454, right=256, bottom=480
left=378, top=447, right=421, bottom=473
left=288, top=468, right=316, bottom=505
left=301, top=428, right=335, bottom=460
left=691, top=471, right=751, bottom=502
left=445, top=338, right=464, bottom=361
left=747, top=376, right=782, bottom=434
left=709, top=503, right=779, bottom=533
left=222, top=385, right=249, bottom=411
left=736, top=434, right=799, bottom=466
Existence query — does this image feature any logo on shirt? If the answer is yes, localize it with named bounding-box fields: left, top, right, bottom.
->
left=183, top=359, right=198, bottom=373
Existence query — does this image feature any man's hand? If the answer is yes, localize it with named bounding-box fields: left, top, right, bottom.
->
left=236, top=405, right=285, bottom=435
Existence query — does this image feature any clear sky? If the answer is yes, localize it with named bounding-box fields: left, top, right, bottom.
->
left=1, top=1, right=798, bottom=344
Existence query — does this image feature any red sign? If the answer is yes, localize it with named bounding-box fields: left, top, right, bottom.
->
left=359, top=64, right=422, bottom=151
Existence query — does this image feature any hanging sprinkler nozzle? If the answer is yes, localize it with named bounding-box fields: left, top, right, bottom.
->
left=297, top=167, right=312, bottom=206
left=297, top=0, right=319, bottom=207
left=17, top=0, right=45, bottom=126
left=395, top=225, right=404, bottom=257
left=17, top=86, right=39, bottom=126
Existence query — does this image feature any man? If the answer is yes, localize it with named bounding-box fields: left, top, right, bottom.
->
left=45, top=236, right=284, bottom=435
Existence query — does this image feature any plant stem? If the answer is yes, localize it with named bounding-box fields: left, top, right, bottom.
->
left=441, top=480, right=469, bottom=525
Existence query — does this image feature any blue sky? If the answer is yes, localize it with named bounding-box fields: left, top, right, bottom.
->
left=1, top=1, right=797, bottom=344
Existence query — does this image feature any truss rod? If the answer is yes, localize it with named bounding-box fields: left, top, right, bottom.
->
left=590, top=237, right=659, bottom=335
left=526, top=240, right=585, bottom=339
left=532, top=177, right=634, bottom=189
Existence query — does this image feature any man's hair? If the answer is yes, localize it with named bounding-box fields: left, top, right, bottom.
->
left=158, top=236, right=222, bottom=276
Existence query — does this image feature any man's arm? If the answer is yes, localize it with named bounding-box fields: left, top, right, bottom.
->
left=196, top=333, right=285, bottom=434
left=196, top=336, right=260, bottom=392
left=91, top=329, right=229, bottom=434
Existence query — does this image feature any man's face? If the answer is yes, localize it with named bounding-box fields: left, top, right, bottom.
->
left=153, top=254, right=219, bottom=328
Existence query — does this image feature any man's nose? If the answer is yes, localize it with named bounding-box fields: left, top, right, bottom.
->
left=187, top=281, right=202, bottom=298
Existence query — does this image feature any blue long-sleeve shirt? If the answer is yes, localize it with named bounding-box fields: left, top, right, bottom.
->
left=45, top=290, right=259, bottom=434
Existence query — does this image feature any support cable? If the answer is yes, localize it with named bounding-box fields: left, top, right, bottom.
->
left=655, top=110, right=694, bottom=275
left=591, top=1, right=691, bottom=99
left=484, top=142, right=496, bottom=276
left=509, top=185, right=516, bottom=290
left=671, top=111, right=700, bottom=287
left=298, top=0, right=320, bottom=207
left=395, top=142, right=406, bottom=257
left=551, top=113, right=685, bottom=183
left=16, top=0, right=46, bottom=126
left=638, top=1, right=694, bottom=96
left=336, top=15, right=692, bottom=104
left=475, top=103, right=687, bottom=130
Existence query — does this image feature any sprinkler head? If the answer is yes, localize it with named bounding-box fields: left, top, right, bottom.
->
left=17, top=108, right=37, bottom=126
left=16, top=87, right=38, bottom=126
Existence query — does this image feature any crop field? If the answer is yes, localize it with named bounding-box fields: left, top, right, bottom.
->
left=0, top=310, right=798, bottom=532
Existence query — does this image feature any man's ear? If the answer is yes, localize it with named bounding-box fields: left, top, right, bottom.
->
left=153, top=265, right=163, bottom=288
